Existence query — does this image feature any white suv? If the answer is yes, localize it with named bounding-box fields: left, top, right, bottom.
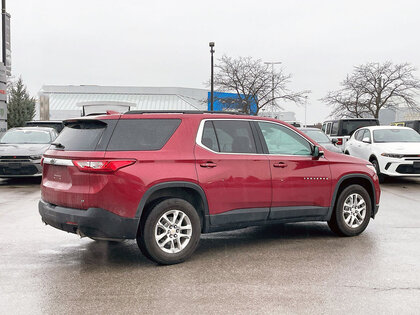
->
left=344, top=126, right=420, bottom=181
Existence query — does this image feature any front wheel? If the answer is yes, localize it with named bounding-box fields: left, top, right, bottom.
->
left=328, top=184, right=372, bottom=237
left=137, top=198, right=201, bottom=265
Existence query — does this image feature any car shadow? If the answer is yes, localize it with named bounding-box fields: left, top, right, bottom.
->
left=381, top=176, right=420, bottom=186
left=77, top=222, right=337, bottom=268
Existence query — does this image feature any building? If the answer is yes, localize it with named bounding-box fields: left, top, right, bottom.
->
left=37, top=85, right=209, bottom=120
left=259, top=110, right=297, bottom=122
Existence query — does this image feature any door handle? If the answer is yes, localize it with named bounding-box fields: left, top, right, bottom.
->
left=273, top=162, right=287, bottom=168
left=200, top=162, right=217, bottom=168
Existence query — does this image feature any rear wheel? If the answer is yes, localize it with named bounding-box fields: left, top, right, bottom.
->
left=371, top=158, right=385, bottom=183
left=137, top=198, right=201, bottom=265
left=328, top=184, right=372, bottom=236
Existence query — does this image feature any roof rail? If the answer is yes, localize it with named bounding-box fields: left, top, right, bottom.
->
left=124, top=110, right=247, bottom=115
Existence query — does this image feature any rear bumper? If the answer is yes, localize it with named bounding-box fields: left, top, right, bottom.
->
left=39, top=200, right=139, bottom=240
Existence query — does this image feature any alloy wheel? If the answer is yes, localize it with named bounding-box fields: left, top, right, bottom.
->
left=342, top=193, right=366, bottom=229
left=154, top=209, right=193, bottom=254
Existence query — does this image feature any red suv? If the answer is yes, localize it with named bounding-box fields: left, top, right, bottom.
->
left=39, top=111, right=380, bottom=264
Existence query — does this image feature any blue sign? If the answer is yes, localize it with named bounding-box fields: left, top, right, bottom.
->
left=208, top=91, right=257, bottom=114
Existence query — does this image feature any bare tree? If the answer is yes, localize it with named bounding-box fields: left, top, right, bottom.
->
left=322, top=62, right=420, bottom=118
left=212, top=55, right=309, bottom=115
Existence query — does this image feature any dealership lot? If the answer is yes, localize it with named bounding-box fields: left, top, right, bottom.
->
left=0, top=177, right=419, bottom=314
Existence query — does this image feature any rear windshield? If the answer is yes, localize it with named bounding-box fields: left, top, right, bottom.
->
left=54, top=120, right=107, bottom=151
left=106, top=119, right=181, bottom=151
left=26, top=122, right=64, bottom=133
left=340, top=120, right=379, bottom=136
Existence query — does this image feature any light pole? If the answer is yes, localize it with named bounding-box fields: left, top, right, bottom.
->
left=264, top=61, right=282, bottom=112
left=304, top=95, right=308, bottom=127
left=209, top=42, right=215, bottom=111
left=2, top=0, right=6, bottom=66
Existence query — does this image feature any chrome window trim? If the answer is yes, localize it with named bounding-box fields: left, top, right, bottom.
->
left=196, top=118, right=318, bottom=157
left=42, top=157, right=74, bottom=166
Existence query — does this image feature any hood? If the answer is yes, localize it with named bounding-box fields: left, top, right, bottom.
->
left=321, top=143, right=342, bottom=154
left=0, top=143, right=51, bottom=156
left=323, top=149, right=367, bottom=165
left=374, top=142, right=420, bottom=154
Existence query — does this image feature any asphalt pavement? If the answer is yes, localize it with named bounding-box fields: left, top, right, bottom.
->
left=0, top=177, right=419, bottom=314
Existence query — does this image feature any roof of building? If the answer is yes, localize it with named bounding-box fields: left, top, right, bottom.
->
left=40, top=85, right=209, bottom=112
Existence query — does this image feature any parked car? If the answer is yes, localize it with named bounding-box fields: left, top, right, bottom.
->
left=344, top=126, right=420, bottom=181
left=25, top=120, right=64, bottom=133
left=390, top=120, right=420, bottom=134
left=322, top=118, right=380, bottom=151
left=0, top=127, right=58, bottom=177
left=39, top=111, right=380, bottom=265
left=299, top=127, right=342, bottom=153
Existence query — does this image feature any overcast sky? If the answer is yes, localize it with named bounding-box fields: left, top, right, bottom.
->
left=7, top=0, right=420, bottom=123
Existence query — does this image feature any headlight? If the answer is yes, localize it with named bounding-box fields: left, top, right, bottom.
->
left=366, top=164, right=376, bottom=173
left=30, top=155, right=43, bottom=160
left=381, top=153, right=403, bottom=158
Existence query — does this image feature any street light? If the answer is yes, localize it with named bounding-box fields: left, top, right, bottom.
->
left=209, top=42, right=215, bottom=111
left=264, top=61, right=282, bottom=112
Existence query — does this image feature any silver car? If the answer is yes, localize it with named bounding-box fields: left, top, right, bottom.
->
left=299, top=127, right=342, bottom=153
left=0, top=127, right=58, bottom=177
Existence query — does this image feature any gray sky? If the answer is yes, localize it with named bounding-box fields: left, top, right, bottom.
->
left=8, top=0, right=420, bottom=123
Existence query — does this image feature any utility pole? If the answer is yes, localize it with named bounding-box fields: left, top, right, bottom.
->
left=264, top=61, right=281, bottom=112
left=209, top=42, right=215, bottom=111
left=1, top=0, right=5, bottom=66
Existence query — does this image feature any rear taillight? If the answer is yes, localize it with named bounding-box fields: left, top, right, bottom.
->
left=336, top=138, right=343, bottom=145
left=72, top=160, right=136, bottom=173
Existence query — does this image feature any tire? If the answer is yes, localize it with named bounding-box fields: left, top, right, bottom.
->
left=371, top=158, right=385, bottom=183
left=328, top=184, right=372, bottom=237
left=137, top=198, right=201, bottom=265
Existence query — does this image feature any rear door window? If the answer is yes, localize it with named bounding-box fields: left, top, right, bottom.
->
left=107, top=119, right=181, bottom=151
left=201, top=121, right=220, bottom=152
left=212, top=120, right=257, bottom=154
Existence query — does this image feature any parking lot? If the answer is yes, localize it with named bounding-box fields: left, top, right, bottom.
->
left=0, top=177, right=419, bottom=314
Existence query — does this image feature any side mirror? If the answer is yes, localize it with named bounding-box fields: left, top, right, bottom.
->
left=331, top=138, right=338, bottom=145
left=312, top=146, right=324, bottom=159
left=362, top=137, right=371, bottom=144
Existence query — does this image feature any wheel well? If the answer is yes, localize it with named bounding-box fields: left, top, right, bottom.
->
left=335, top=177, right=375, bottom=211
left=369, top=155, right=377, bottom=162
left=139, top=187, right=206, bottom=233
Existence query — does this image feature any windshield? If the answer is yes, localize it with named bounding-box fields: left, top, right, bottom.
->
left=0, top=129, right=52, bottom=144
left=301, top=129, right=330, bottom=143
left=373, top=129, right=420, bottom=143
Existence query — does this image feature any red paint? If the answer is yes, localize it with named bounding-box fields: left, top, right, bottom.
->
left=41, top=114, right=380, bottom=221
